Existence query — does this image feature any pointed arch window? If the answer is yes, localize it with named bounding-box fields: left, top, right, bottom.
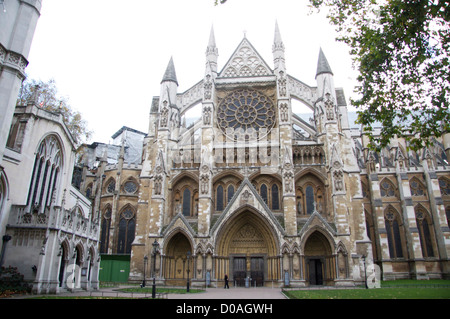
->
left=415, top=207, right=435, bottom=258
left=27, top=135, right=62, bottom=213
left=216, top=185, right=224, bottom=211
left=106, top=179, right=116, bottom=194
left=227, top=185, right=235, bottom=203
left=306, top=185, right=315, bottom=215
left=410, top=178, right=426, bottom=197
left=271, top=184, right=279, bottom=210
left=183, top=188, right=191, bottom=216
left=117, top=206, right=135, bottom=254
left=385, top=208, right=404, bottom=259
left=100, top=207, right=111, bottom=254
left=438, top=178, right=450, bottom=196
left=380, top=179, right=396, bottom=197
left=260, top=184, right=268, bottom=204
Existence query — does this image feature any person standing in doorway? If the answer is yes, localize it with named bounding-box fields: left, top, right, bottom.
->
left=224, top=274, right=229, bottom=289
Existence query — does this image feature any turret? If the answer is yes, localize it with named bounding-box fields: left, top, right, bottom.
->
left=158, top=57, right=180, bottom=134
left=315, top=48, right=336, bottom=102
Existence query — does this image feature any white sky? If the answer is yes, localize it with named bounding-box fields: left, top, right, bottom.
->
left=25, top=0, right=359, bottom=144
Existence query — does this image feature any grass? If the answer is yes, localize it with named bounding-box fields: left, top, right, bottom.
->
left=283, top=280, right=450, bottom=299
left=119, top=287, right=204, bottom=294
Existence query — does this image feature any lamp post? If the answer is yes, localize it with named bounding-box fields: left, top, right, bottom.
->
left=362, top=254, right=368, bottom=289
left=186, top=251, right=191, bottom=293
left=141, top=256, right=148, bottom=288
left=151, top=239, right=159, bottom=299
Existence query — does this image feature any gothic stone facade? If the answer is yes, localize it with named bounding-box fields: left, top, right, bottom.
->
left=83, top=25, right=450, bottom=287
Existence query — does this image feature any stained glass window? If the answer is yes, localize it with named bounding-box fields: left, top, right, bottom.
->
left=107, top=180, right=115, bottom=194
left=217, top=89, right=276, bottom=141
left=306, top=186, right=314, bottom=215
left=439, top=178, right=450, bottom=196
left=385, top=209, right=403, bottom=258
left=410, top=179, right=426, bottom=196
left=271, top=184, right=279, bottom=210
left=124, top=181, right=137, bottom=194
left=260, top=184, right=268, bottom=204
left=100, top=208, right=111, bottom=254
left=183, top=188, right=191, bottom=216
left=117, top=207, right=135, bottom=254
left=227, top=185, right=234, bottom=204
left=416, top=208, right=435, bottom=258
left=216, top=185, right=224, bottom=211
left=380, top=180, right=395, bottom=197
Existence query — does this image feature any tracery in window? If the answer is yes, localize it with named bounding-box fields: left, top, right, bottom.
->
left=106, top=179, right=116, bottom=194
left=117, top=206, right=135, bottom=254
left=410, top=178, right=426, bottom=197
left=214, top=177, right=241, bottom=212
left=26, top=135, right=62, bottom=213
left=172, top=176, right=197, bottom=218
left=385, top=207, right=404, bottom=259
left=415, top=206, right=435, bottom=258
left=123, top=180, right=138, bottom=194
left=217, top=89, right=276, bottom=141
left=296, top=173, right=326, bottom=216
left=438, top=177, right=450, bottom=196
left=380, top=179, right=396, bottom=197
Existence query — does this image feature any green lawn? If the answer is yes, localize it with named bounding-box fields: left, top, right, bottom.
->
left=283, top=280, right=450, bottom=299
left=119, top=287, right=204, bottom=294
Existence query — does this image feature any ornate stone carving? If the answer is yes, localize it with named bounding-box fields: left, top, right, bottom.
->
left=204, top=75, right=212, bottom=100
left=278, top=71, right=287, bottom=97
left=200, top=174, right=209, bottom=195
left=279, top=103, right=289, bottom=122
left=160, top=102, right=169, bottom=127
left=325, top=93, right=335, bottom=121
left=203, top=105, right=211, bottom=125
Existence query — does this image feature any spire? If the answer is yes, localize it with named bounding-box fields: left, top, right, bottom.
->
left=273, top=20, right=285, bottom=72
left=316, top=48, right=333, bottom=78
left=206, top=25, right=218, bottom=75
left=208, top=25, right=216, bottom=49
left=273, top=20, right=284, bottom=50
left=161, top=57, right=178, bottom=86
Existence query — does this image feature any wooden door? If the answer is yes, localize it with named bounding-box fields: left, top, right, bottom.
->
left=233, top=257, right=246, bottom=287
left=250, top=257, right=264, bottom=287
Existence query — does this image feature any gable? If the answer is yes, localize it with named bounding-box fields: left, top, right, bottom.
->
left=218, top=38, right=273, bottom=78
left=210, top=178, right=285, bottom=237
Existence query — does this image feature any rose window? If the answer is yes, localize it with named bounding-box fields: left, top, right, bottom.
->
left=217, top=89, right=276, bottom=140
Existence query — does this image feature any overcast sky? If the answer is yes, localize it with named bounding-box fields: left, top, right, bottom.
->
left=25, top=0, right=359, bottom=144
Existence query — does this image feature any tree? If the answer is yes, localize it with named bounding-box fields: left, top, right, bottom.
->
left=309, top=0, right=450, bottom=152
left=16, top=78, right=92, bottom=147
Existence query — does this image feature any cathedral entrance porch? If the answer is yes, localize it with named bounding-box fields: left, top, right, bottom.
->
left=304, top=231, right=335, bottom=286
left=216, top=209, right=280, bottom=287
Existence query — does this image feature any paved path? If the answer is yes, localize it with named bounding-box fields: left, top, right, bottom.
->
left=10, top=285, right=287, bottom=299
left=169, top=287, right=286, bottom=299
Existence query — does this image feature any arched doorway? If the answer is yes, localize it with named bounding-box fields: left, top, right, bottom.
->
left=216, top=209, right=280, bottom=287
left=304, top=231, right=334, bottom=286
left=164, top=232, right=193, bottom=285
left=58, top=243, right=69, bottom=288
